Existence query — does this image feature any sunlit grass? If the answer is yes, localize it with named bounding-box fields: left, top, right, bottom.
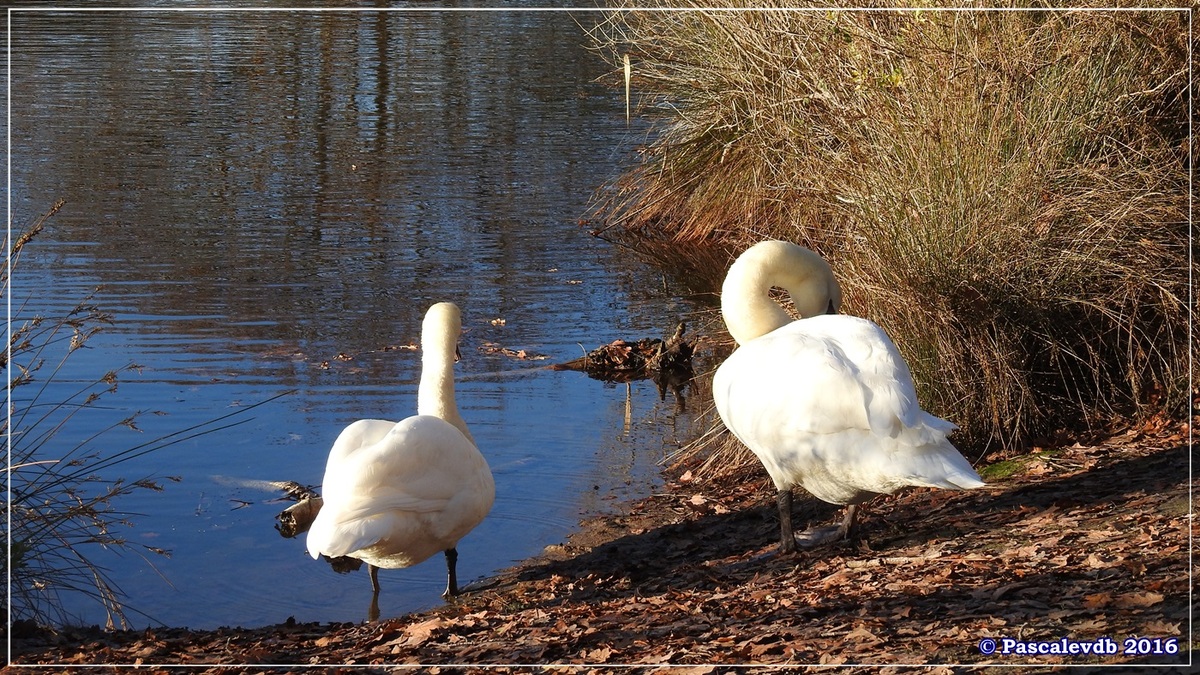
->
left=588, top=4, right=1190, bottom=466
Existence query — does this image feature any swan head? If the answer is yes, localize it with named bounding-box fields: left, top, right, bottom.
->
left=721, top=240, right=843, bottom=345
left=422, top=302, right=463, bottom=362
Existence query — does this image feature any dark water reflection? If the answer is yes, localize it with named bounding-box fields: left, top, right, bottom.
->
left=10, top=9, right=704, bottom=629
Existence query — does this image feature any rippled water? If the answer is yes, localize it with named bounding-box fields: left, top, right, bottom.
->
left=9, top=9, right=705, bottom=629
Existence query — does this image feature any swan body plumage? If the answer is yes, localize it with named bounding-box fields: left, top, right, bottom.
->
left=713, top=240, right=983, bottom=551
left=306, top=302, right=494, bottom=597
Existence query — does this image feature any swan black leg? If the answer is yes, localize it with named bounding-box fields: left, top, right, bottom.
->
left=368, top=564, right=380, bottom=594
left=366, top=565, right=382, bottom=621
left=838, top=503, right=859, bottom=540
left=367, top=592, right=381, bottom=623
left=777, top=488, right=796, bottom=554
left=442, top=548, right=460, bottom=598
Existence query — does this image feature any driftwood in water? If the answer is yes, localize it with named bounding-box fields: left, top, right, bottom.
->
left=551, top=321, right=695, bottom=384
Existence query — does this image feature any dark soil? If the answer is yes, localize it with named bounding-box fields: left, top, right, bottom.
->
left=8, top=419, right=1192, bottom=673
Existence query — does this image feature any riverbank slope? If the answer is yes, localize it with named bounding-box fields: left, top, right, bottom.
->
left=11, top=418, right=1191, bottom=671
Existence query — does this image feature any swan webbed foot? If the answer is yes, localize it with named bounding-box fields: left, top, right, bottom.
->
left=792, top=504, right=861, bottom=548
left=792, top=524, right=846, bottom=548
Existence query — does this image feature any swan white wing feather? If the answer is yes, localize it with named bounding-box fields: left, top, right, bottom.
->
left=317, top=419, right=403, bottom=502
left=716, top=315, right=919, bottom=436
left=714, top=314, right=982, bottom=503
left=306, top=415, right=494, bottom=565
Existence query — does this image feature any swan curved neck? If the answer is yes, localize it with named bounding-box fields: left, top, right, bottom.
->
left=721, top=241, right=842, bottom=345
left=417, top=303, right=475, bottom=445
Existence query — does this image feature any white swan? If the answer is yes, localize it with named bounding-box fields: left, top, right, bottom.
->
left=713, top=240, right=984, bottom=553
left=307, top=302, right=495, bottom=600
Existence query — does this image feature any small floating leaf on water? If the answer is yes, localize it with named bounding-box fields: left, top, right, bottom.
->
left=490, top=318, right=507, bottom=326
left=381, top=343, right=418, bottom=351
left=478, top=342, right=548, bottom=361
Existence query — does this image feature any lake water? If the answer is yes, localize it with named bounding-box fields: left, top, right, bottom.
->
left=7, top=8, right=707, bottom=630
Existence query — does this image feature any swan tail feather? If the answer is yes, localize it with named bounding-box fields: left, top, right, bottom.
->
left=897, top=439, right=985, bottom=490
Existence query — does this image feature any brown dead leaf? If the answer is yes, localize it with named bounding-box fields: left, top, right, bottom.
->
left=382, top=342, right=418, bottom=351
left=1072, top=618, right=1107, bottom=632
left=1082, top=592, right=1112, bottom=609
left=844, top=625, right=882, bottom=644
left=1113, top=591, right=1163, bottom=608
left=131, top=645, right=157, bottom=659
left=1025, top=460, right=1052, bottom=476
left=397, top=617, right=445, bottom=647
left=1141, top=620, right=1180, bottom=635
left=584, top=646, right=614, bottom=663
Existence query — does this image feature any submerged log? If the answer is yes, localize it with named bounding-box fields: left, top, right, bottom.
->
left=551, top=321, right=695, bottom=384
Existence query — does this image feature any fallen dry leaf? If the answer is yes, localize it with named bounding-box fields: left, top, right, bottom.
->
left=1141, top=620, right=1181, bottom=635
left=1113, top=591, right=1164, bottom=608
left=584, top=647, right=614, bottom=663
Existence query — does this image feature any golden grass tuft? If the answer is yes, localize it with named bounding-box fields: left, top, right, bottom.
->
left=588, top=3, right=1192, bottom=464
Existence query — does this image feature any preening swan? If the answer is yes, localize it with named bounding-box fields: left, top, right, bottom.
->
left=713, top=241, right=984, bottom=553
left=306, top=302, right=495, bottom=600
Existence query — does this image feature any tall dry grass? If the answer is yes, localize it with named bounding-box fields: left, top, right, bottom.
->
left=588, top=4, right=1191, bottom=462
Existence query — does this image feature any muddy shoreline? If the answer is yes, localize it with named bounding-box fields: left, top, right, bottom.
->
left=9, top=421, right=1191, bottom=672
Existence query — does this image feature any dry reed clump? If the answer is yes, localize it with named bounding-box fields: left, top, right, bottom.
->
left=587, top=4, right=1192, bottom=465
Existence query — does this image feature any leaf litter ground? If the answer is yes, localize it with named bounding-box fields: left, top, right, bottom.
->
left=10, top=420, right=1192, bottom=673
